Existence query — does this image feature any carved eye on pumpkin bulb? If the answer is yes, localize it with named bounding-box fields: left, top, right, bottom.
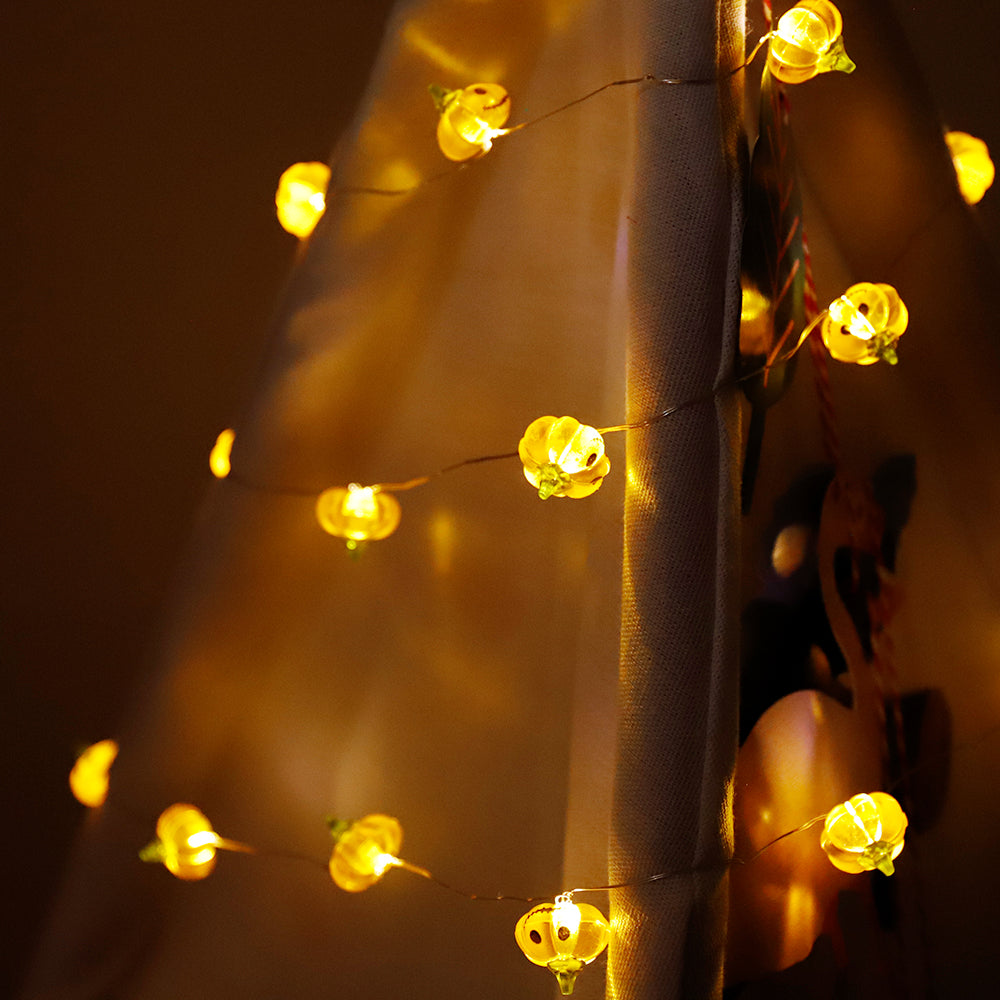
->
left=514, top=894, right=610, bottom=995
left=767, top=0, right=855, bottom=85
left=821, top=791, right=908, bottom=876
left=431, top=82, right=512, bottom=161
left=518, top=416, right=610, bottom=499
left=821, top=282, right=908, bottom=365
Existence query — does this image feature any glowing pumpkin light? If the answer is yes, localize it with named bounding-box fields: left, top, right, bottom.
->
left=69, top=738, right=118, bottom=808
left=515, top=894, right=611, bottom=995
left=767, top=0, right=855, bottom=85
left=327, top=814, right=404, bottom=892
left=275, top=161, right=331, bottom=239
left=315, top=484, right=401, bottom=544
left=430, top=82, right=511, bottom=161
left=820, top=282, right=908, bottom=365
left=209, top=428, right=235, bottom=479
left=821, top=791, right=908, bottom=876
left=945, top=130, right=995, bottom=205
left=519, top=416, right=610, bottom=499
left=141, top=804, right=221, bottom=880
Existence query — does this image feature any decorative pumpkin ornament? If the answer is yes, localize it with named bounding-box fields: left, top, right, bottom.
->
left=327, top=814, right=403, bottom=892
left=518, top=416, right=610, bottom=500
left=820, top=282, right=908, bottom=365
left=275, top=161, right=331, bottom=239
left=315, top=484, right=402, bottom=544
left=140, top=804, right=222, bottom=880
left=69, top=738, right=118, bottom=808
left=945, top=130, right=995, bottom=205
left=514, top=894, right=611, bottom=995
left=821, top=791, right=908, bottom=876
left=767, top=0, right=855, bottom=85
left=430, top=82, right=511, bottom=162
left=209, top=428, right=235, bottom=479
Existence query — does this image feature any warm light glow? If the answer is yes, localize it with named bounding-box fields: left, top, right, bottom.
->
left=315, top=484, right=402, bottom=543
left=141, top=804, right=220, bottom=881
left=767, top=0, right=855, bottom=85
left=821, top=282, right=908, bottom=365
left=431, top=82, right=511, bottom=161
left=771, top=524, right=810, bottom=577
left=514, top=894, right=611, bottom=995
left=275, top=161, right=332, bottom=239
left=518, top=416, right=611, bottom=499
left=821, top=791, right=908, bottom=875
left=946, top=130, right=995, bottom=205
left=209, top=428, right=235, bottom=479
left=69, top=738, right=118, bottom=808
left=739, top=279, right=772, bottom=356
left=327, top=814, right=404, bottom=892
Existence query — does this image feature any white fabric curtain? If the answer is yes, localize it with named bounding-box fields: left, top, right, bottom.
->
left=23, top=2, right=744, bottom=998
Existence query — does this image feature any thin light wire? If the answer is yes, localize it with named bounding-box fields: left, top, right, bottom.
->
left=335, top=37, right=771, bottom=199
left=220, top=361, right=777, bottom=501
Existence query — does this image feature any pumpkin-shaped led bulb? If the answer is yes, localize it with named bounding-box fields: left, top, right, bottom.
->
left=431, top=82, right=511, bottom=161
left=209, top=428, right=235, bottom=479
left=945, top=130, right=995, bottom=205
left=140, top=804, right=255, bottom=880
left=515, top=894, right=610, bottom=995
left=519, top=416, right=610, bottom=499
left=821, top=791, right=908, bottom=875
left=327, top=814, right=404, bottom=892
left=767, top=0, right=855, bottom=84
left=69, top=739, right=118, bottom=808
left=315, top=484, right=402, bottom=544
left=275, top=161, right=331, bottom=239
left=141, top=804, right=221, bottom=880
left=821, top=282, right=908, bottom=365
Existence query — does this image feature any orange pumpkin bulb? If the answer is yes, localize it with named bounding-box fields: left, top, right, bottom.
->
left=767, top=0, right=855, bottom=85
left=275, top=161, right=331, bottom=239
left=515, top=895, right=611, bottom=995
left=141, top=804, right=220, bottom=881
left=315, top=484, right=401, bottom=543
left=69, top=739, right=118, bottom=808
left=945, top=130, right=995, bottom=205
left=519, top=416, right=610, bottom=499
left=327, top=814, right=403, bottom=892
left=431, top=82, right=511, bottom=161
left=821, top=282, right=908, bottom=365
left=821, top=791, right=908, bottom=876
left=209, top=428, right=235, bottom=479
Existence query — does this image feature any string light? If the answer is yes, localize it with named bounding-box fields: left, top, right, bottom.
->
left=69, top=739, right=118, bottom=808
left=820, top=792, right=908, bottom=876
left=326, top=814, right=430, bottom=891
left=820, top=282, right=908, bottom=365
left=514, top=893, right=611, bottom=995
left=430, top=83, right=511, bottom=161
left=275, top=161, right=331, bottom=238
left=945, top=130, right=995, bottom=205
left=209, top=428, right=235, bottom=479
left=766, top=0, right=855, bottom=85
left=315, top=484, right=402, bottom=546
left=518, top=416, right=611, bottom=499
left=66, top=31, right=953, bottom=989
left=140, top=803, right=255, bottom=880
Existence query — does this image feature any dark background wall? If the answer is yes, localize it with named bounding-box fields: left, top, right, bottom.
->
left=3, top=2, right=998, bottom=994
